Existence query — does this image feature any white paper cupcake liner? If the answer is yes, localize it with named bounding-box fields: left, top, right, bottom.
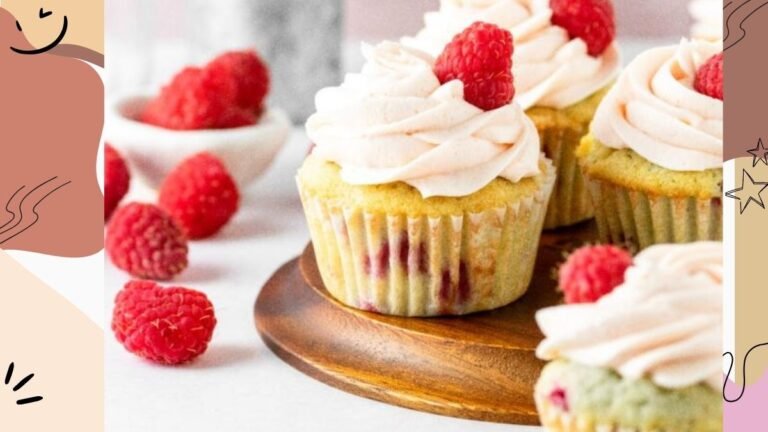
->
left=583, top=174, right=722, bottom=250
left=540, top=122, right=593, bottom=229
left=298, top=164, right=556, bottom=317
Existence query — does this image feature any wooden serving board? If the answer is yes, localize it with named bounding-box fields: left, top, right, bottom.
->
left=254, top=223, right=596, bottom=425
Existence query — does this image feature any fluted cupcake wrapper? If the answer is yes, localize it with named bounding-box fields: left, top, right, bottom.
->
left=582, top=174, right=722, bottom=250
left=539, top=120, right=593, bottom=230
left=537, top=404, right=643, bottom=432
left=297, top=167, right=556, bottom=317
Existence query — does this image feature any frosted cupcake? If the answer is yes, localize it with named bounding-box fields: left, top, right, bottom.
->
left=579, top=39, right=722, bottom=249
left=298, top=25, right=555, bottom=316
left=690, top=0, right=723, bottom=42
left=535, top=242, right=723, bottom=431
left=404, top=0, right=620, bottom=228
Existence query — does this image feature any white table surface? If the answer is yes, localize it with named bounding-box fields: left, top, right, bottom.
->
left=105, top=129, right=537, bottom=432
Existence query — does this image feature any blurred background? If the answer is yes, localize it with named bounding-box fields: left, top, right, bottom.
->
left=345, top=0, right=690, bottom=40
left=106, top=0, right=694, bottom=123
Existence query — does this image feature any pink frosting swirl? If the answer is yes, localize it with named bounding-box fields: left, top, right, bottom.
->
left=536, top=242, right=722, bottom=390
left=591, top=39, right=723, bottom=171
left=305, top=41, right=542, bottom=198
left=402, top=0, right=620, bottom=109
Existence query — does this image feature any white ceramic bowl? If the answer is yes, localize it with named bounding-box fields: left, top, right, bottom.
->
left=105, top=94, right=292, bottom=190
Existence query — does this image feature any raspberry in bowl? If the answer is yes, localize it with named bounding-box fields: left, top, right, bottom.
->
left=106, top=50, right=290, bottom=190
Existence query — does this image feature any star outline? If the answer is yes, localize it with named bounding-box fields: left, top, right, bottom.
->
left=725, top=169, right=768, bottom=214
left=747, top=138, right=768, bottom=167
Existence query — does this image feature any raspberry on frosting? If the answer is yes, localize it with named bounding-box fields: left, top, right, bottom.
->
left=558, top=244, right=632, bottom=304
left=550, top=0, right=616, bottom=57
left=694, top=52, right=723, bottom=101
left=434, top=22, right=515, bottom=110
left=159, top=152, right=240, bottom=240
left=106, top=203, right=189, bottom=280
left=112, top=280, right=217, bottom=365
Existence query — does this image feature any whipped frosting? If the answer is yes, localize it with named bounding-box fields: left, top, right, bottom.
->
left=536, top=242, right=722, bottom=390
left=591, top=39, right=723, bottom=171
left=305, top=41, right=542, bottom=198
left=402, top=0, right=620, bottom=110
left=690, top=0, right=723, bottom=42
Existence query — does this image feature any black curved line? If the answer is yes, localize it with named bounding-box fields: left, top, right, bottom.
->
left=723, top=342, right=768, bottom=402
left=724, top=0, right=768, bottom=51
left=10, top=16, right=68, bottom=55
left=0, top=186, right=26, bottom=231
left=0, top=180, right=71, bottom=245
left=0, top=177, right=57, bottom=238
left=17, top=396, right=43, bottom=405
left=12, top=373, right=33, bottom=392
left=724, top=2, right=734, bottom=43
left=4, top=362, right=13, bottom=385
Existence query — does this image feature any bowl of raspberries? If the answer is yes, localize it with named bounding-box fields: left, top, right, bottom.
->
left=106, top=50, right=291, bottom=190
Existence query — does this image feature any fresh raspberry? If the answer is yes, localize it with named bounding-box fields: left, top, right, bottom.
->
left=104, top=144, right=130, bottom=221
left=112, top=280, right=216, bottom=365
left=434, top=22, right=515, bottom=111
left=159, top=152, right=240, bottom=239
left=694, top=52, right=723, bottom=101
left=141, top=66, right=252, bottom=130
left=106, top=203, right=189, bottom=280
left=558, top=245, right=632, bottom=304
left=206, top=50, right=270, bottom=112
left=550, top=0, right=616, bottom=57
left=217, top=106, right=260, bottom=129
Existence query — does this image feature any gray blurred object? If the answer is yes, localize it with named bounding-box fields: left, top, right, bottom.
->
left=106, top=0, right=343, bottom=123
left=199, top=0, right=342, bottom=122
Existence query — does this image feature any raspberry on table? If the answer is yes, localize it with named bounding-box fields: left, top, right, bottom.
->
left=550, top=0, right=616, bottom=57
left=159, top=152, right=240, bottom=240
left=104, top=144, right=130, bottom=221
left=558, top=244, right=632, bottom=304
left=206, top=50, right=270, bottom=112
left=112, top=280, right=217, bottom=365
left=106, top=203, right=189, bottom=280
left=434, top=22, right=515, bottom=111
left=694, top=52, right=723, bottom=101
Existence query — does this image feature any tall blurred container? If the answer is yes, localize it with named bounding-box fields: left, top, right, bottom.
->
left=106, top=0, right=343, bottom=123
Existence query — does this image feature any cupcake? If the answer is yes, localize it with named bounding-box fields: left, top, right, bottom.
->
left=580, top=39, right=722, bottom=249
left=535, top=242, right=723, bottom=431
left=404, top=0, right=621, bottom=228
left=689, top=0, right=723, bottom=42
left=298, top=24, right=555, bottom=317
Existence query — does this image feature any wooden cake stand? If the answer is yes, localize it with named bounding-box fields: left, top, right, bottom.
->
left=254, top=223, right=595, bottom=425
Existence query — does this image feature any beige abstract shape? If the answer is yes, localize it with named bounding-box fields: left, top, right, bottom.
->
left=0, top=7, right=103, bottom=257
left=0, top=251, right=102, bottom=430
left=732, top=157, right=768, bottom=386
left=2, top=0, right=103, bottom=65
left=725, top=0, right=768, bottom=386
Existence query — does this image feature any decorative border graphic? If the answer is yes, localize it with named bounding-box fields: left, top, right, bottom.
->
left=4, top=362, right=43, bottom=406
left=724, top=0, right=768, bottom=51
left=725, top=141, right=768, bottom=214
